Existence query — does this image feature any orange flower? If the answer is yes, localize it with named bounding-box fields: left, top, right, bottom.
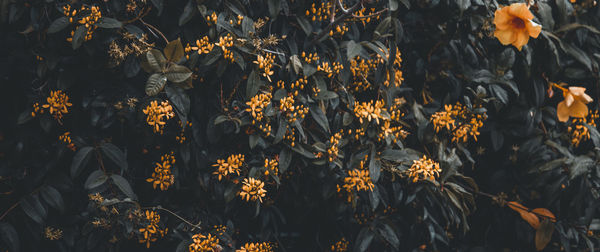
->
left=557, top=86, right=593, bottom=122
left=493, top=3, right=541, bottom=51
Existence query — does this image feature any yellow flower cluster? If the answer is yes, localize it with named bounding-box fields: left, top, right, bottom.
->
left=342, top=169, right=375, bottom=193
left=301, top=51, right=319, bottom=64
left=138, top=210, right=167, bottom=248
left=279, top=95, right=309, bottom=124
left=407, top=156, right=441, bottom=183
left=143, top=100, right=175, bottom=134
left=176, top=121, right=193, bottom=144
left=216, top=33, right=234, bottom=62
left=305, top=2, right=332, bottom=22
left=239, top=177, right=267, bottom=203
left=327, top=132, right=342, bottom=162
left=318, top=61, right=343, bottom=78
left=353, top=7, right=383, bottom=25
left=185, top=36, right=214, bottom=59
left=264, top=158, right=278, bottom=176
left=31, top=102, right=43, bottom=117
left=64, top=5, right=102, bottom=42
left=254, top=53, right=275, bottom=81
left=59, top=132, right=76, bottom=151
left=189, top=233, right=220, bottom=252
left=430, top=102, right=486, bottom=143
left=206, top=12, right=217, bottom=26
left=213, top=154, right=244, bottom=181
left=44, top=227, right=63, bottom=240
left=328, top=24, right=349, bottom=37
left=379, top=121, right=409, bottom=144
left=383, top=49, right=404, bottom=88
left=246, top=92, right=272, bottom=123
left=229, top=15, right=244, bottom=26
left=146, top=152, right=176, bottom=191
left=568, top=110, right=598, bottom=147
left=353, top=100, right=387, bottom=124
left=236, top=242, right=274, bottom=252
left=330, top=238, right=349, bottom=252
left=349, top=56, right=379, bottom=92
left=289, top=77, right=308, bottom=96
left=43, top=90, right=73, bottom=123
left=284, top=127, right=297, bottom=147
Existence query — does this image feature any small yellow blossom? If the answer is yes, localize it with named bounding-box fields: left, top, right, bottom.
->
left=239, top=177, right=267, bottom=202
left=189, top=233, right=220, bottom=252
left=146, top=152, right=176, bottom=190
left=213, top=154, right=244, bottom=181
left=143, top=100, right=175, bottom=134
left=59, top=132, right=76, bottom=151
left=331, top=238, right=349, bottom=252
left=407, top=156, right=441, bottom=183
left=138, top=210, right=167, bottom=248
left=236, top=242, right=274, bottom=252
left=42, top=90, right=72, bottom=123
left=254, top=53, right=275, bottom=82
left=354, top=100, right=387, bottom=124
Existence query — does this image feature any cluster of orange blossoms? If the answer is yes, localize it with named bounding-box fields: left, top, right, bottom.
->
left=263, top=158, right=278, bottom=176
left=305, top=1, right=332, bottom=22
left=340, top=158, right=375, bottom=200
left=568, top=110, right=598, bottom=146
left=383, top=49, right=404, bottom=88
left=430, top=102, right=486, bottom=143
left=40, top=90, right=73, bottom=123
left=279, top=95, right=309, bottom=124
left=407, top=156, right=441, bottom=183
left=493, top=3, right=541, bottom=50
left=554, top=85, right=594, bottom=122
left=246, top=92, right=272, bottom=123
left=189, top=233, right=220, bottom=252
left=254, top=53, right=275, bottom=81
left=236, top=242, right=274, bottom=252
left=317, top=61, right=343, bottom=78
left=216, top=33, right=234, bottom=62
left=138, top=210, right=167, bottom=248
left=213, top=154, right=244, bottom=181
left=330, top=238, right=349, bottom=252
left=349, top=56, right=380, bottom=91
left=58, top=132, right=76, bottom=151
left=63, top=5, right=102, bottom=42
left=239, top=177, right=267, bottom=203
left=205, top=12, right=217, bottom=26
left=143, top=100, right=175, bottom=134
left=146, top=152, right=176, bottom=191
left=327, top=132, right=343, bottom=162
left=185, top=36, right=214, bottom=58
left=353, top=100, right=387, bottom=124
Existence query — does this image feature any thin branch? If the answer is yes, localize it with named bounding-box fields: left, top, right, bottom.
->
left=352, top=8, right=388, bottom=19
left=0, top=202, right=19, bottom=221
left=140, top=18, right=168, bottom=44
left=122, top=6, right=152, bottom=25
left=145, top=206, right=203, bottom=231
left=261, top=48, right=285, bottom=56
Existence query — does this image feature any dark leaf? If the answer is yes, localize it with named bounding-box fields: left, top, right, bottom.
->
left=71, top=146, right=93, bottom=178
left=166, top=85, right=191, bottom=125
left=40, top=186, right=65, bottom=213
left=164, top=38, right=185, bottom=63
left=96, top=17, right=122, bottom=28
left=100, top=143, right=128, bottom=171
left=47, top=16, right=68, bottom=33
left=71, top=25, right=87, bottom=50
left=165, top=64, right=193, bottom=82
left=145, top=73, right=168, bottom=96
left=141, top=49, right=167, bottom=73
left=111, top=175, right=137, bottom=199
left=20, top=195, right=46, bottom=224
left=346, top=40, right=362, bottom=60
left=84, top=170, right=108, bottom=190
left=0, top=222, right=19, bottom=252
left=178, top=0, right=196, bottom=26
left=246, top=70, right=263, bottom=99
left=309, top=103, right=330, bottom=133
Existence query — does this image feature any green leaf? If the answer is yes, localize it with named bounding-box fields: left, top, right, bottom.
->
left=71, top=146, right=93, bottom=178
left=389, top=0, right=399, bottom=11
left=242, top=16, right=255, bottom=35
left=309, top=103, right=330, bottom=133
left=178, top=0, right=196, bottom=26
left=246, top=70, right=263, bottom=99
left=84, top=170, right=108, bottom=189
left=164, top=38, right=185, bottom=63
left=145, top=73, right=168, bottom=96
left=377, top=223, right=400, bottom=250
left=111, top=175, right=137, bottom=199
left=296, top=17, right=312, bottom=35
left=0, top=222, right=19, bottom=252
left=346, top=40, right=362, bottom=60
left=290, top=55, right=302, bottom=74
left=268, top=0, right=280, bottom=18
left=355, top=227, right=375, bottom=252
left=165, top=64, right=193, bottom=82
left=457, top=0, right=471, bottom=11
left=100, top=143, right=128, bottom=171
left=96, top=17, right=122, bottom=29
left=279, top=148, right=292, bottom=174
left=302, top=63, right=317, bottom=77
left=141, top=49, right=167, bottom=73
left=20, top=195, right=46, bottom=224
left=40, top=186, right=65, bottom=213
left=47, top=16, right=68, bottom=33
left=369, top=147, right=381, bottom=182
left=166, top=85, right=190, bottom=125
left=71, top=25, right=87, bottom=50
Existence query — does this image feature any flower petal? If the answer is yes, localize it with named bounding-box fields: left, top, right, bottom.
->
left=508, top=3, right=533, bottom=20
left=565, top=93, right=575, bottom=107
left=513, top=30, right=530, bottom=50
left=569, top=100, right=589, bottom=118
left=494, top=29, right=517, bottom=45
left=557, top=101, right=570, bottom=122
left=526, top=21, right=542, bottom=38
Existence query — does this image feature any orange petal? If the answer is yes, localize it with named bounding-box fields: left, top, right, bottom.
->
left=557, top=101, right=570, bottom=122
left=531, top=208, right=556, bottom=222
left=526, top=21, right=542, bottom=38
left=508, top=3, right=533, bottom=20
left=569, top=100, right=589, bottom=118
left=565, top=93, right=575, bottom=107
left=513, top=30, right=530, bottom=50
left=494, top=29, right=517, bottom=45
left=508, top=201, right=540, bottom=229
left=493, top=8, right=512, bottom=28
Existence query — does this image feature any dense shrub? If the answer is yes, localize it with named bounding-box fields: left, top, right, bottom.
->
left=1, top=0, right=600, bottom=251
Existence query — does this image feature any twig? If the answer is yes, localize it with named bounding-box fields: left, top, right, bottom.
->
left=146, top=206, right=203, bottom=231
left=140, top=18, right=168, bottom=44
left=0, top=202, right=19, bottom=221
left=261, top=48, right=285, bottom=56
left=352, top=8, right=388, bottom=19
left=122, top=6, right=152, bottom=25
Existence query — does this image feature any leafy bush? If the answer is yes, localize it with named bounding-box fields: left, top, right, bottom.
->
left=1, top=0, right=600, bottom=251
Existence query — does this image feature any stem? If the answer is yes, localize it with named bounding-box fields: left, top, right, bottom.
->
left=144, top=206, right=202, bottom=231
left=0, top=202, right=19, bottom=221
left=140, top=18, right=168, bottom=44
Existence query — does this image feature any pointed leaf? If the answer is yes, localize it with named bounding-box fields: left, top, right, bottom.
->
left=71, top=25, right=87, bottom=50
left=100, top=143, right=128, bottom=171
left=0, top=222, right=19, bottom=252
left=508, top=201, right=540, bottom=229
left=40, top=186, right=65, bottom=213
left=20, top=195, right=46, bottom=224
left=84, top=170, right=108, bottom=189
left=164, top=38, right=185, bottom=62
left=145, top=73, right=168, bottom=96
left=71, top=146, right=93, bottom=178
left=47, top=17, right=68, bottom=33
left=165, top=64, right=193, bottom=82
left=141, top=49, right=166, bottom=73
left=96, top=17, right=122, bottom=28
left=535, top=219, right=555, bottom=251
left=111, top=175, right=137, bottom=199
